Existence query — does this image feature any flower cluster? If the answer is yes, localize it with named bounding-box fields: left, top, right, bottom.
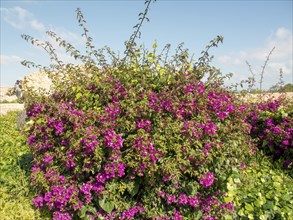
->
left=247, top=99, right=292, bottom=168
left=96, top=162, right=126, bottom=183
left=158, top=189, right=234, bottom=219
left=199, top=172, right=214, bottom=188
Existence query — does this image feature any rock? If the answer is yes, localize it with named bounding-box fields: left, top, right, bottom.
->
left=23, top=70, right=53, bottom=93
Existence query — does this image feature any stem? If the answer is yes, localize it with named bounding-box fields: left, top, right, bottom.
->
left=260, top=47, right=275, bottom=92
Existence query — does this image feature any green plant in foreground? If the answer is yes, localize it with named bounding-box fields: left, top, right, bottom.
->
left=0, top=111, right=49, bottom=220
left=225, top=152, right=293, bottom=220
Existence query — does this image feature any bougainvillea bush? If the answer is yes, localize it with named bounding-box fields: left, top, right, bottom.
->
left=247, top=97, right=293, bottom=171
left=25, top=59, right=256, bottom=219
left=21, top=19, right=260, bottom=218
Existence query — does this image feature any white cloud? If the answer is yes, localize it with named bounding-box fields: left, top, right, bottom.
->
left=0, top=55, right=22, bottom=64
left=30, top=19, right=46, bottom=32
left=217, top=27, right=292, bottom=89
left=276, top=27, right=290, bottom=40
left=217, top=55, right=242, bottom=65
left=0, top=6, right=46, bottom=32
left=0, top=7, right=29, bottom=29
left=1, top=6, right=86, bottom=64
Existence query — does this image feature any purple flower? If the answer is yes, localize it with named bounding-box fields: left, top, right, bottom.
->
left=173, top=210, right=183, bottom=220
left=137, top=119, right=152, bottom=132
left=86, top=140, right=98, bottom=153
left=105, top=101, right=121, bottom=120
left=103, top=129, right=123, bottom=150
left=44, top=185, right=77, bottom=210
left=81, top=183, right=92, bottom=203
left=203, top=217, right=215, bottom=220
left=66, top=160, right=76, bottom=170
left=119, top=205, right=144, bottom=220
left=43, top=154, right=54, bottom=164
left=117, top=162, right=126, bottom=177
left=32, top=195, right=44, bottom=209
left=166, top=194, right=176, bottom=204
left=96, top=173, right=106, bottom=184
left=226, top=202, right=234, bottom=212
left=188, top=196, right=199, bottom=208
left=185, top=84, right=196, bottom=93
left=27, top=134, right=36, bottom=145
left=87, top=84, right=96, bottom=91
left=199, top=172, right=214, bottom=188
left=282, top=140, right=289, bottom=146
left=54, top=121, right=64, bottom=135
left=177, top=193, right=188, bottom=205
left=283, top=160, right=292, bottom=168
left=52, top=211, right=72, bottom=220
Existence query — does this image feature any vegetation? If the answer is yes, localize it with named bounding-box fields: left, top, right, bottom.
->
left=0, top=111, right=49, bottom=220
left=269, top=83, right=293, bottom=93
left=0, top=0, right=292, bottom=219
left=0, top=99, right=18, bottom=104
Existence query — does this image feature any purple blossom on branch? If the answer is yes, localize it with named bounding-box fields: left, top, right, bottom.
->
left=199, top=172, right=214, bottom=188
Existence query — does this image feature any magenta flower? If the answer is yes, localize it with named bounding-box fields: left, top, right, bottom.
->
left=43, top=154, right=54, bottom=164
left=188, top=196, right=199, bottom=208
left=177, top=193, right=188, bottom=205
left=173, top=210, right=183, bottom=220
left=166, top=194, right=176, bottom=204
left=32, top=195, right=44, bottom=209
left=52, top=211, right=72, bottom=220
left=199, top=172, right=214, bottom=188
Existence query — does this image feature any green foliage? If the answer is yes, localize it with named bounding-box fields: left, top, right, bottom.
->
left=0, top=112, right=50, bottom=219
left=225, top=153, right=293, bottom=220
left=0, top=99, right=18, bottom=104
left=269, top=83, right=293, bottom=93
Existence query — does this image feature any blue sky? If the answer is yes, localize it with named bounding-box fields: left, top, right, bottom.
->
left=1, top=0, right=292, bottom=90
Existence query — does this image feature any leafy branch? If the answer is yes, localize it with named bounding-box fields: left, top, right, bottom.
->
left=124, top=0, right=156, bottom=59
left=21, top=34, right=63, bottom=69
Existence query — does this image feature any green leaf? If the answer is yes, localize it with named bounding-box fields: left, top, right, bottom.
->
left=127, top=180, right=139, bottom=197
left=99, top=198, right=114, bottom=214
left=78, top=206, right=87, bottom=218
left=233, top=178, right=241, bottom=183
left=245, top=203, right=254, bottom=212
left=76, top=92, right=82, bottom=100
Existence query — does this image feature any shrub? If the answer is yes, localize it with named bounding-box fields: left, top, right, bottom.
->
left=247, top=97, right=293, bottom=170
left=22, top=7, right=258, bottom=217
left=26, top=58, right=256, bottom=219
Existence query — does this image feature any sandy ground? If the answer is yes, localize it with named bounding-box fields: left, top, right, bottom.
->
left=0, top=104, right=24, bottom=115
left=0, top=86, right=24, bottom=115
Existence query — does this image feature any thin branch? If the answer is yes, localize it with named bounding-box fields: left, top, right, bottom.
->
left=260, top=46, right=275, bottom=92
left=124, top=0, right=155, bottom=59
